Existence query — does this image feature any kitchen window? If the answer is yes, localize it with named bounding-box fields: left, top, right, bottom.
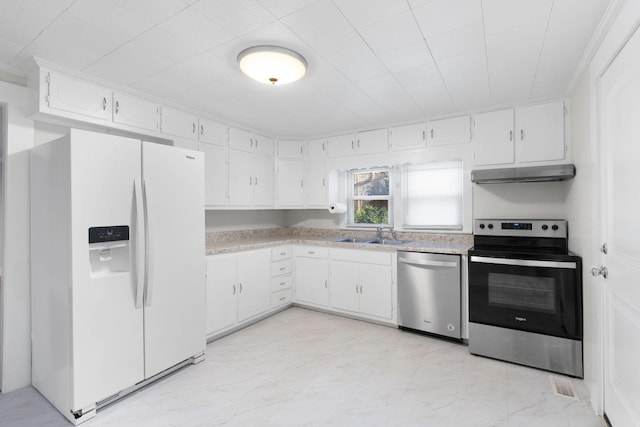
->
left=348, top=168, right=392, bottom=226
left=403, top=161, right=463, bottom=230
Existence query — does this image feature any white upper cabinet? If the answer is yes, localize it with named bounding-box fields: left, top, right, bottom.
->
left=278, top=140, right=305, bottom=159
left=516, top=101, right=565, bottom=163
left=305, top=158, right=327, bottom=208
left=113, top=91, right=160, bottom=132
left=307, top=138, right=327, bottom=157
left=473, top=101, right=566, bottom=166
left=253, top=155, right=275, bottom=206
left=45, top=71, right=112, bottom=122
left=389, top=122, right=426, bottom=151
left=473, top=109, right=515, bottom=166
left=356, top=128, right=389, bottom=155
left=160, top=106, right=197, bottom=140
left=229, top=128, right=274, bottom=156
left=427, top=115, right=471, bottom=147
left=199, top=143, right=228, bottom=207
left=328, top=134, right=356, bottom=158
left=277, top=159, right=305, bottom=207
left=198, top=118, right=227, bottom=146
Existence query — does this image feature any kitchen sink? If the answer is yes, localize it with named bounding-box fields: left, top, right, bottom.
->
left=367, top=238, right=411, bottom=246
left=332, top=237, right=378, bottom=243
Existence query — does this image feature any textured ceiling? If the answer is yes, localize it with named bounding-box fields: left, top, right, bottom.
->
left=0, top=0, right=612, bottom=138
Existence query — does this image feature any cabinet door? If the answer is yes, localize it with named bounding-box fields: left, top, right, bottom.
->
left=160, top=106, right=197, bottom=140
left=516, top=101, right=565, bottom=163
left=199, top=143, right=228, bottom=206
left=253, top=155, right=274, bottom=207
left=389, top=122, right=426, bottom=151
left=473, top=109, right=514, bottom=166
left=356, top=128, right=388, bottom=155
left=359, top=265, right=392, bottom=319
left=46, top=71, right=112, bottom=121
left=199, top=118, right=227, bottom=146
left=228, top=128, right=254, bottom=152
left=427, top=115, right=471, bottom=147
left=278, top=140, right=304, bottom=158
left=228, top=150, right=253, bottom=206
left=305, top=158, right=327, bottom=208
left=295, top=257, right=329, bottom=307
left=253, top=135, right=275, bottom=156
left=237, top=249, right=271, bottom=322
left=307, top=138, right=327, bottom=157
left=328, top=134, right=355, bottom=158
left=277, top=159, right=304, bottom=207
left=113, top=92, right=160, bottom=131
left=206, top=255, right=237, bottom=335
left=330, top=261, right=360, bottom=313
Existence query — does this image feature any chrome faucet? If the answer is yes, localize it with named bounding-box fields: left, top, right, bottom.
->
left=376, top=227, right=384, bottom=239
left=376, top=226, right=396, bottom=240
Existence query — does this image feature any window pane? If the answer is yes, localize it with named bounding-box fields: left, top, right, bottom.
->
left=353, top=171, right=389, bottom=196
left=353, top=200, right=389, bottom=224
left=404, top=161, right=463, bottom=229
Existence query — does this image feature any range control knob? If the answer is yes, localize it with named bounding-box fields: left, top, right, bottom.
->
left=488, top=223, right=494, bottom=229
left=542, top=224, right=548, bottom=231
left=479, top=223, right=485, bottom=229
left=552, top=224, right=559, bottom=231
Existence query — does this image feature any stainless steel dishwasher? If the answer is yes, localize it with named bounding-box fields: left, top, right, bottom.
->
left=397, top=251, right=461, bottom=340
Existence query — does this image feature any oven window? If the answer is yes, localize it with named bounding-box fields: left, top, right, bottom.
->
left=487, top=273, right=556, bottom=313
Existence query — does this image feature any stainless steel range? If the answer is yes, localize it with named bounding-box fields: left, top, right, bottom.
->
left=468, top=219, right=583, bottom=378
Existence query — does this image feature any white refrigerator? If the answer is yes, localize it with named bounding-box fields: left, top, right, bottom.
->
left=30, top=129, right=206, bottom=425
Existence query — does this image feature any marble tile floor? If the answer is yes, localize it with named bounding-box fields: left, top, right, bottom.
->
left=0, top=307, right=605, bottom=427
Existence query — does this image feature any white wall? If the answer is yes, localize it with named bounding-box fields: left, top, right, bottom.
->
left=473, top=182, right=569, bottom=219
left=205, top=210, right=287, bottom=232
left=1, top=81, right=34, bottom=392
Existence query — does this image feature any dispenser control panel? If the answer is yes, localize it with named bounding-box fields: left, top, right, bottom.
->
left=88, top=226, right=130, bottom=244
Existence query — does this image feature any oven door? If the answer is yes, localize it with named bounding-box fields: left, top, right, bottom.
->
left=468, top=255, right=582, bottom=340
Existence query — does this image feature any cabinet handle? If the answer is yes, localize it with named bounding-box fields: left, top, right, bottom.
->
left=351, top=140, right=354, bottom=149
left=249, top=176, right=252, bottom=186
left=192, top=123, right=196, bottom=134
left=115, top=100, right=120, bottom=114
left=322, top=142, right=325, bottom=152
left=239, top=283, right=243, bottom=293
left=357, top=139, right=360, bottom=148
left=255, top=139, right=259, bottom=149
left=520, top=129, right=524, bottom=141
left=254, top=176, right=258, bottom=186
left=280, top=252, right=287, bottom=256
left=300, top=179, right=304, bottom=188
left=250, top=138, right=253, bottom=148
left=355, top=285, right=358, bottom=294
left=300, top=146, right=303, bottom=155
left=509, top=130, right=513, bottom=141
left=232, top=284, right=236, bottom=295
left=200, top=124, right=204, bottom=136
left=102, top=97, right=107, bottom=111
left=422, top=130, right=425, bottom=140
left=280, top=281, right=286, bottom=286
left=360, top=285, right=363, bottom=294
left=322, top=178, right=326, bottom=186
left=324, top=280, right=328, bottom=288
left=280, top=297, right=286, bottom=301
left=280, top=266, right=286, bottom=271
left=430, top=129, right=434, bottom=138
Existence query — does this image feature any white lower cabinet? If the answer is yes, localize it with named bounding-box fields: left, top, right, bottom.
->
left=205, top=248, right=271, bottom=338
left=294, top=246, right=330, bottom=307
left=329, top=249, right=393, bottom=321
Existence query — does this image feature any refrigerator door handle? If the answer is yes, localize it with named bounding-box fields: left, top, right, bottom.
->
left=134, top=178, right=145, bottom=309
left=143, top=179, right=155, bottom=307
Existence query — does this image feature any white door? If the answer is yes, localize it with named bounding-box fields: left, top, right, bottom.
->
left=278, top=159, right=304, bottom=207
left=69, top=131, right=144, bottom=410
left=295, top=258, right=329, bottom=307
left=237, top=249, right=271, bottom=322
left=359, top=265, right=392, bottom=319
left=142, top=143, right=205, bottom=378
left=252, top=155, right=274, bottom=207
left=599, top=25, right=640, bottom=427
left=516, top=101, right=565, bottom=163
left=206, top=255, right=238, bottom=335
left=473, top=109, right=514, bottom=166
left=330, top=261, right=360, bottom=313
left=305, top=159, right=327, bottom=207
left=200, top=143, right=228, bottom=206
left=47, top=71, right=112, bottom=121
left=228, top=149, right=253, bottom=206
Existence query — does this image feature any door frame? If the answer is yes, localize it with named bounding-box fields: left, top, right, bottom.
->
left=0, top=103, right=6, bottom=391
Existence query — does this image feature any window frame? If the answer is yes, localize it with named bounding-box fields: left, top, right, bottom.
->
left=347, top=167, right=393, bottom=228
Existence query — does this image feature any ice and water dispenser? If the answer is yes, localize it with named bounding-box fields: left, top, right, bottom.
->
left=88, top=226, right=131, bottom=276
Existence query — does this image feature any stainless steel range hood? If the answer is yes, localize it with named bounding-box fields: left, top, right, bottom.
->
left=471, top=164, right=575, bottom=184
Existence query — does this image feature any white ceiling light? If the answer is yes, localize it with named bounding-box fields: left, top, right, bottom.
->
left=237, top=46, right=307, bottom=85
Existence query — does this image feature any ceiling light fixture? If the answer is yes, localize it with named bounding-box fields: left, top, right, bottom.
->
left=237, top=45, right=307, bottom=85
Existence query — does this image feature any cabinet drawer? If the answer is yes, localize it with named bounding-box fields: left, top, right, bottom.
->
left=272, top=245, right=292, bottom=261
left=329, top=248, right=392, bottom=265
left=295, top=246, right=329, bottom=258
left=271, top=288, right=293, bottom=307
left=271, top=275, right=293, bottom=292
left=271, top=259, right=292, bottom=276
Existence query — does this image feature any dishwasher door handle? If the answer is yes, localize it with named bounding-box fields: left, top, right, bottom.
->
left=399, top=258, right=458, bottom=268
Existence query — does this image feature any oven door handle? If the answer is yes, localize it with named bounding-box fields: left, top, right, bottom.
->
left=470, top=256, right=577, bottom=269
left=399, top=258, right=458, bottom=268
